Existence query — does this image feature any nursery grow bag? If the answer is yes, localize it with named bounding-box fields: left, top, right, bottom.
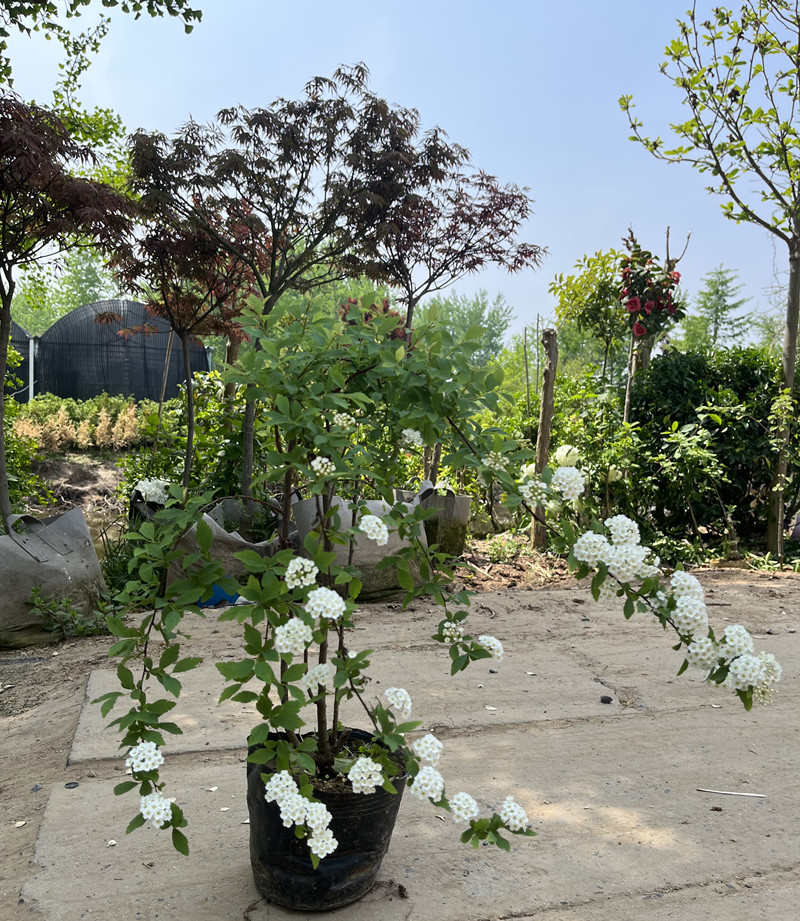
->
left=292, top=494, right=428, bottom=600
left=0, top=508, right=106, bottom=647
left=246, top=729, right=407, bottom=911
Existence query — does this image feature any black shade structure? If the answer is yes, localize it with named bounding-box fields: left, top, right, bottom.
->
left=34, top=300, right=209, bottom=402
left=7, top=320, right=32, bottom=402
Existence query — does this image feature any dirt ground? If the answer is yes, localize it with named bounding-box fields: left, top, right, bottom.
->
left=2, top=457, right=800, bottom=918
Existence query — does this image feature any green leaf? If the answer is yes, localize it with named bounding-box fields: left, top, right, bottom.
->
left=172, top=827, right=190, bottom=856
left=117, top=664, right=136, bottom=690
left=106, top=615, right=139, bottom=638
left=173, top=656, right=203, bottom=674
left=216, top=660, right=255, bottom=682
left=126, top=813, right=146, bottom=834
left=195, top=519, right=213, bottom=555
left=159, top=645, right=180, bottom=669
left=623, top=597, right=634, bottom=620
left=156, top=672, right=182, bottom=697
left=114, top=780, right=139, bottom=795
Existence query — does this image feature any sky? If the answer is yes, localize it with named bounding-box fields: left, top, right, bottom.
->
left=4, top=0, right=789, bottom=337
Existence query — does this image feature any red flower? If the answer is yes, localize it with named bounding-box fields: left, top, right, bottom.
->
left=632, top=321, right=647, bottom=337
left=666, top=303, right=676, bottom=315
left=644, top=300, right=655, bottom=314
left=625, top=295, right=641, bottom=313
left=671, top=271, right=681, bottom=281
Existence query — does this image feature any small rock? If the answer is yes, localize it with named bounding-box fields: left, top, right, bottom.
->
left=488, top=668, right=498, bottom=674
left=86, top=770, right=96, bottom=778
left=64, top=782, right=79, bottom=789
left=31, top=784, right=42, bottom=793
left=107, top=839, right=117, bottom=847
left=15, top=821, right=26, bottom=828
left=600, top=695, right=613, bottom=704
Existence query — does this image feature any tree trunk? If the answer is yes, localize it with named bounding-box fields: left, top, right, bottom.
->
left=223, top=336, right=241, bottom=403
left=0, top=293, right=14, bottom=532
left=767, top=236, right=800, bottom=557
left=241, top=292, right=279, bottom=528
left=623, top=332, right=635, bottom=425
left=180, top=334, right=196, bottom=491
left=533, top=328, right=558, bottom=549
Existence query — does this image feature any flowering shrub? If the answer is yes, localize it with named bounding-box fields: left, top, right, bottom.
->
left=97, top=299, right=779, bottom=869
left=619, top=242, right=685, bottom=339
left=503, top=447, right=782, bottom=710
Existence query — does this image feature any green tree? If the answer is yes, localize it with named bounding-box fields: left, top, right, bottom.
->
left=549, top=249, right=627, bottom=380
left=0, top=0, right=201, bottom=85
left=11, top=248, right=121, bottom=335
left=414, top=290, right=514, bottom=364
left=620, top=0, right=800, bottom=556
left=674, top=266, right=751, bottom=350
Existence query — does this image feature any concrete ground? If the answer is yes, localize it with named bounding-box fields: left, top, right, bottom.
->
left=12, top=573, right=800, bottom=920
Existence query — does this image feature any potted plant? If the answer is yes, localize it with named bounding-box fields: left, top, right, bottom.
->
left=97, top=301, right=782, bottom=910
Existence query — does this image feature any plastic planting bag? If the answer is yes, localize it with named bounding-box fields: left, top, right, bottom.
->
left=0, top=508, right=106, bottom=648
left=292, top=486, right=432, bottom=601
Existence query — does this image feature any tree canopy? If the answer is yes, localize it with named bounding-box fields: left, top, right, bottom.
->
left=0, top=0, right=202, bottom=85
left=620, top=0, right=800, bottom=554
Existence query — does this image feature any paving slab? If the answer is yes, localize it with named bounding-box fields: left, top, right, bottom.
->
left=25, top=709, right=800, bottom=921
left=70, top=644, right=623, bottom=764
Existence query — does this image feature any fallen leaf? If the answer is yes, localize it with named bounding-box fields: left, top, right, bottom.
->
left=220, top=807, right=230, bottom=812
left=484, top=705, right=497, bottom=711
left=107, top=839, right=116, bottom=847
left=207, top=786, right=218, bottom=792
left=15, top=821, right=26, bottom=828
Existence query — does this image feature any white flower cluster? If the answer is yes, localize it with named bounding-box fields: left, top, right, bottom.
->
left=411, top=733, right=443, bottom=766
left=553, top=444, right=580, bottom=467
left=721, top=623, right=754, bottom=656
left=400, top=428, right=424, bottom=448
left=384, top=687, right=412, bottom=721
left=299, top=662, right=331, bottom=694
left=499, top=796, right=529, bottom=832
left=347, top=757, right=385, bottom=794
left=449, top=791, right=479, bottom=824
left=478, top=634, right=504, bottom=662
left=409, top=765, right=445, bottom=802
left=482, top=451, right=508, bottom=472
left=134, top=478, right=169, bottom=505
left=284, top=557, right=319, bottom=590
left=573, top=515, right=660, bottom=583
left=441, top=620, right=465, bottom=642
left=264, top=771, right=337, bottom=859
left=274, top=618, right=314, bottom=657
left=519, top=477, right=549, bottom=506
left=305, top=586, right=346, bottom=622
left=332, top=411, right=356, bottom=429
left=140, top=791, right=172, bottom=828
left=551, top=466, right=585, bottom=503
left=126, top=740, right=165, bottom=773
left=359, top=514, right=389, bottom=546
left=310, top=456, right=335, bottom=477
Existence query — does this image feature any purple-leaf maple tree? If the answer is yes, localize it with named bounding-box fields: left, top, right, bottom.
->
left=357, top=169, right=544, bottom=342
left=125, top=64, right=468, bottom=504
left=110, top=218, right=253, bottom=487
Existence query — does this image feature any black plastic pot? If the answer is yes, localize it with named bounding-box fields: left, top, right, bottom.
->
left=246, top=729, right=407, bottom=911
